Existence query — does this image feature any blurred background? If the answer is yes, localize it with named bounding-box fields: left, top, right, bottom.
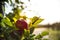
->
left=5, top=0, right=60, bottom=40
left=5, top=0, right=60, bottom=24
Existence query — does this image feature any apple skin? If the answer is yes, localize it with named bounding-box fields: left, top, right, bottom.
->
left=15, top=19, right=28, bottom=30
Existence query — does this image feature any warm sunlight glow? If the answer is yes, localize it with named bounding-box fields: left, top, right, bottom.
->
left=5, top=0, right=60, bottom=24
left=25, top=0, right=60, bottom=24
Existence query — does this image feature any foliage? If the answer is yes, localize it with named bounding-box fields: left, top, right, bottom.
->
left=0, top=0, right=49, bottom=40
left=42, top=22, right=60, bottom=30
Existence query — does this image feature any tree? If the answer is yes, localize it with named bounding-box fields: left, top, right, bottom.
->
left=0, top=0, right=29, bottom=15
left=0, top=0, right=49, bottom=40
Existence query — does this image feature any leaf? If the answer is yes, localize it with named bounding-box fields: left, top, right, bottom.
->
left=30, top=34, right=35, bottom=37
left=41, top=31, right=49, bottom=36
left=0, top=13, right=3, bottom=18
left=9, top=0, right=14, bottom=6
left=29, top=34, right=35, bottom=40
left=13, top=7, right=22, bottom=19
left=6, top=12, right=15, bottom=22
left=28, top=18, right=32, bottom=27
left=24, top=29, right=30, bottom=37
left=33, top=18, right=44, bottom=26
left=30, top=27, right=35, bottom=34
left=20, top=5, right=24, bottom=10
left=0, top=14, right=3, bottom=21
left=2, top=17, right=13, bottom=27
left=10, top=31, right=21, bottom=40
left=43, top=38, right=48, bottom=40
left=20, top=2, right=24, bottom=4
left=13, top=7, right=22, bottom=14
left=35, top=34, right=42, bottom=39
left=0, top=22, right=6, bottom=27
left=21, top=16, right=27, bottom=20
left=15, top=0, right=20, bottom=4
left=13, top=17, right=17, bottom=22
left=32, top=16, right=39, bottom=24
left=23, top=30, right=35, bottom=40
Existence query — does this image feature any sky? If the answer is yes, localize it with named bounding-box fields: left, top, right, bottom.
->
left=5, top=0, right=60, bottom=24
left=26, top=0, right=60, bottom=24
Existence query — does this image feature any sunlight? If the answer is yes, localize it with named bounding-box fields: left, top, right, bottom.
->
left=5, top=0, right=60, bottom=24
left=25, top=0, right=60, bottom=24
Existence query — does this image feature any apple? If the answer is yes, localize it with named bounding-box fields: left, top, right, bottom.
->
left=15, top=19, right=28, bottom=30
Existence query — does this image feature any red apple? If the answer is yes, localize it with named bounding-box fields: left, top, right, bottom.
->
left=15, top=19, right=28, bottom=30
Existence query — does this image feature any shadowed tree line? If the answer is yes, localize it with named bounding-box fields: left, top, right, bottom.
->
left=38, top=22, right=60, bottom=30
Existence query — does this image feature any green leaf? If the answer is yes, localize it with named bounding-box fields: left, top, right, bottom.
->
left=32, top=16, right=39, bottom=24
left=23, top=34, right=35, bottom=40
left=43, top=38, right=48, bottom=40
left=10, top=31, right=21, bottom=40
left=33, top=18, right=44, bottom=26
left=20, top=5, right=24, bottom=10
left=2, top=17, right=13, bottom=27
left=41, top=31, right=49, bottom=36
left=15, top=0, right=20, bottom=4
left=30, top=27, right=35, bottom=34
left=0, top=14, right=3, bottom=22
left=9, top=0, right=14, bottom=6
left=0, top=22, right=6, bottom=27
left=0, top=13, right=3, bottom=18
left=20, top=2, right=24, bottom=4
left=13, top=7, right=22, bottom=19
left=24, top=29, right=30, bottom=37
left=6, top=13, right=15, bottom=22
left=30, top=34, right=35, bottom=38
left=35, top=34, right=42, bottom=39
left=24, top=29, right=35, bottom=40
left=31, top=16, right=44, bottom=26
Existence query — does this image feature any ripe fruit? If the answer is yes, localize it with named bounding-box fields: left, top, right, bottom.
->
left=15, top=19, right=28, bottom=30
